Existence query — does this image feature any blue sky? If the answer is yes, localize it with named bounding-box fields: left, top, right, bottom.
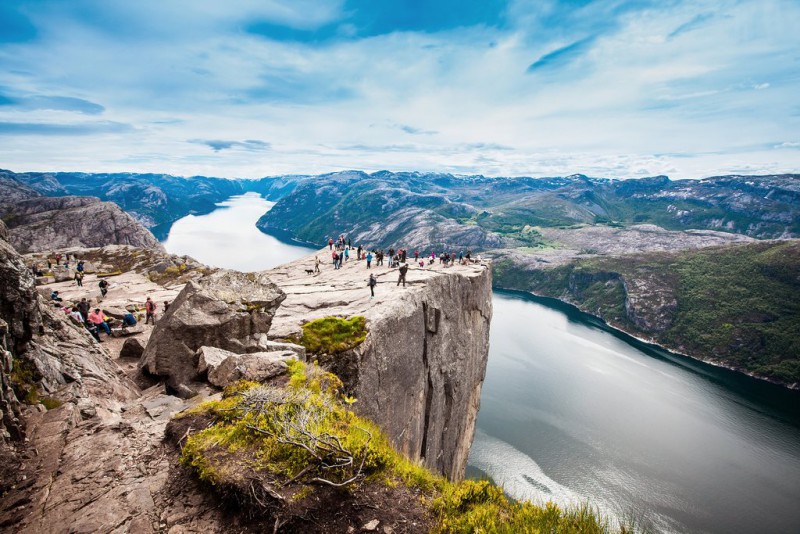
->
left=0, top=0, right=798, bottom=178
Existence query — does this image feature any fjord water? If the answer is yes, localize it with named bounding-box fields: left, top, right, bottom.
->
left=162, top=193, right=312, bottom=271
left=164, top=195, right=800, bottom=534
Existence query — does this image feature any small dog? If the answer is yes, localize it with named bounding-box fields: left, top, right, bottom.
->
left=304, top=269, right=315, bottom=274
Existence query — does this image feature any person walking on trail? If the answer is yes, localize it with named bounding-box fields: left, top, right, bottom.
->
left=98, top=279, right=109, bottom=297
left=314, top=255, right=320, bottom=273
left=397, top=263, right=409, bottom=287
left=74, top=271, right=83, bottom=287
left=368, top=273, right=377, bottom=298
left=366, top=251, right=373, bottom=269
left=344, top=247, right=349, bottom=262
left=145, top=297, right=157, bottom=325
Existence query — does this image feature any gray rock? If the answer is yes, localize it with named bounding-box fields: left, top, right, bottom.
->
left=255, top=337, right=306, bottom=360
left=139, top=270, right=286, bottom=393
left=196, top=346, right=237, bottom=374
left=51, top=266, right=75, bottom=282
left=207, top=351, right=294, bottom=388
left=0, top=196, right=164, bottom=254
left=120, top=338, right=146, bottom=359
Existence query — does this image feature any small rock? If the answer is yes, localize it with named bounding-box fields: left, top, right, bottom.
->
left=362, top=519, right=380, bottom=531
left=207, top=351, right=294, bottom=388
left=120, top=337, right=146, bottom=359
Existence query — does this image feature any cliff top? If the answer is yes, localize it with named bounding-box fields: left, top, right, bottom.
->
left=265, top=248, right=490, bottom=339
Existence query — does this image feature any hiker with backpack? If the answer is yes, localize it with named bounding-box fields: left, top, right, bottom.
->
left=145, top=297, right=157, bottom=325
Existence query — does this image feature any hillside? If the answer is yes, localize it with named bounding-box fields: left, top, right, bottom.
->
left=494, top=240, right=800, bottom=386
left=0, top=195, right=163, bottom=253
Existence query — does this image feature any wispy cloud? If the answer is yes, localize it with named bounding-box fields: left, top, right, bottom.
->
left=0, top=94, right=105, bottom=114
left=527, top=36, right=596, bottom=73
left=189, top=139, right=271, bottom=152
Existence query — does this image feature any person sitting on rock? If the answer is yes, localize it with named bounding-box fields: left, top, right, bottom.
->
left=122, top=312, right=137, bottom=327
left=50, top=290, right=62, bottom=302
left=88, top=308, right=111, bottom=336
left=69, top=307, right=84, bottom=326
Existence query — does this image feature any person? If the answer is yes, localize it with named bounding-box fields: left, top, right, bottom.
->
left=163, top=300, right=170, bottom=313
left=86, top=323, right=101, bottom=342
left=314, top=255, right=320, bottom=273
left=74, top=271, right=84, bottom=287
left=328, top=238, right=334, bottom=250
left=77, top=260, right=84, bottom=273
left=145, top=297, right=157, bottom=325
left=366, top=251, right=373, bottom=269
left=344, top=247, right=349, bottom=262
left=414, top=250, right=419, bottom=261
left=122, top=312, right=137, bottom=327
left=98, top=279, right=109, bottom=297
left=78, top=298, right=90, bottom=323
left=88, top=308, right=111, bottom=336
left=50, top=290, right=62, bottom=302
left=397, top=263, right=409, bottom=287
left=69, top=307, right=84, bottom=326
left=368, top=273, right=377, bottom=298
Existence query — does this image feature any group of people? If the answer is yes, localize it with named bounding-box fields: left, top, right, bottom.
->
left=322, top=234, right=481, bottom=298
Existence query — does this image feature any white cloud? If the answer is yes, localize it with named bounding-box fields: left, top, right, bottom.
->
left=0, top=0, right=798, bottom=179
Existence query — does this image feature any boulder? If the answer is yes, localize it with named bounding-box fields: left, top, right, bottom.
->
left=207, top=351, right=295, bottom=388
left=255, top=336, right=307, bottom=360
left=139, top=270, right=286, bottom=396
left=52, top=266, right=75, bottom=282
left=35, top=276, right=54, bottom=286
left=119, top=338, right=146, bottom=359
left=196, top=346, right=237, bottom=374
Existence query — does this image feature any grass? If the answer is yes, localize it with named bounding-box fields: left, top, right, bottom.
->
left=299, top=316, right=367, bottom=355
left=178, top=362, right=635, bottom=533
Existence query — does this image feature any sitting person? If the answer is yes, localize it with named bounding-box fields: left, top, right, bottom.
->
left=122, top=312, right=137, bottom=327
left=68, top=307, right=84, bottom=326
left=50, top=290, right=63, bottom=302
left=87, top=308, right=111, bottom=336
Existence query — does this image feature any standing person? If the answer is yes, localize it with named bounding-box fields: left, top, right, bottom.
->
left=77, top=260, right=84, bottom=273
left=414, top=250, right=419, bottom=262
left=368, top=273, right=377, bottom=298
left=163, top=301, right=170, bottom=313
left=397, top=263, right=409, bottom=287
left=328, top=238, right=334, bottom=250
left=145, top=297, right=157, bottom=324
left=98, top=279, right=109, bottom=297
left=344, top=247, right=349, bottom=263
left=314, top=255, right=320, bottom=273
left=78, top=298, right=90, bottom=323
left=88, top=308, right=111, bottom=336
left=366, top=251, right=373, bottom=269
left=74, top=271, right=83, bottom=287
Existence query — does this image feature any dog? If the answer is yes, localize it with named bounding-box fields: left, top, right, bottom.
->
left=304, top=269, right=315, bottom=274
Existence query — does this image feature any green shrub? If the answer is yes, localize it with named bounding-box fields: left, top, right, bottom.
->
left=299, top=316, right=367, bottom=355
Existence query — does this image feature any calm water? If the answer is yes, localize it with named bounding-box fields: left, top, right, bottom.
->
left=162, top=192, right=313, bottom=271
left=163, top=195, right=800, bottom=534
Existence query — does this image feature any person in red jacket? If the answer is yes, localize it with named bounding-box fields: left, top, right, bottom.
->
left=145, top=297, right=157, bottom=325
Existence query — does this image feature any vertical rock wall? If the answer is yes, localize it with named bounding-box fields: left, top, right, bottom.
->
left=267, top=254, right=493, bottom=481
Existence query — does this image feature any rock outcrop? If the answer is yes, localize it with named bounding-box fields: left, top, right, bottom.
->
left=266, top=250, right=492, bottom=480
left=0, top=196, right=164, bottom=253
left=139, top=270, right=285, bottom=396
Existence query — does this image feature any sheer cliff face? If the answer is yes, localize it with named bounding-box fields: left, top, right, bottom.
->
left=266, top=251, right=493, bottom=480
left=0, top=196, right=164, bottom=253
left=352, top=269, right=492, bottom=480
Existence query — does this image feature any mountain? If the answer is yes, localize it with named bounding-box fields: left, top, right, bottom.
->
left=255, top=171, right=800, bottom=249
left=0, top=195, right=163, bottom=253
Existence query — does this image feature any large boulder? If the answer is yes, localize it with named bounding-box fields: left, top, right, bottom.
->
left=207, top=351, right=295, bottom=388
left=196, top=346, right=236, bottom=374
left=119, top=337, right=146, bottom=359
left=139, top=270, right=286, bottom=396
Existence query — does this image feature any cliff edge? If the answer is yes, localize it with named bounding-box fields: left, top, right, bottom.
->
left=266, top=250, right=493, bottom=480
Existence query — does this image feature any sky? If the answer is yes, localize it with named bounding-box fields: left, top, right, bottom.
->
left=0, top=0, right=799, bottom=179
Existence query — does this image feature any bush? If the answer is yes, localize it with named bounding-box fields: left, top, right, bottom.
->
left=299, top=316, right=367, bottom=355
